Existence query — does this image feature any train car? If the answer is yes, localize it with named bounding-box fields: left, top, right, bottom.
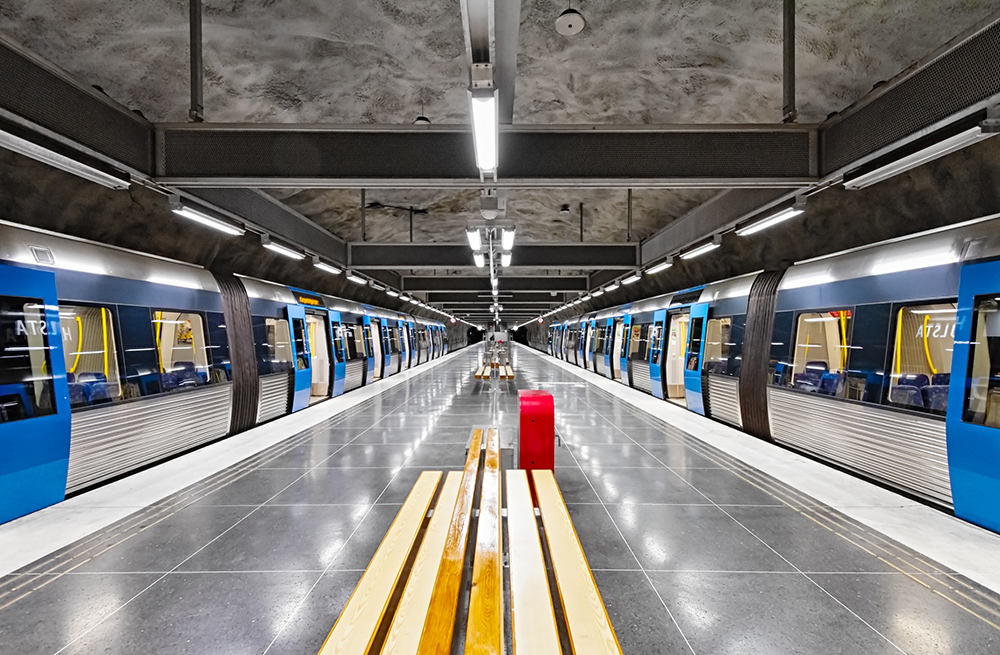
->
left=0, top=220, right=447, bottom=525
left=543, top=215, right=1000, bottom=535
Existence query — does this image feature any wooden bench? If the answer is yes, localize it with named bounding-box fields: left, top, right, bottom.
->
left=319, top=429, right=621, bottom=655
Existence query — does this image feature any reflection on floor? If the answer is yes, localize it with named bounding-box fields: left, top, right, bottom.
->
left=0, top=346, right=998, bottom=654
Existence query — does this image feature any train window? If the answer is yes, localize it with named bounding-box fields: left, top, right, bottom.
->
left=0, top=296, right=57, bottom=423
left=963, top=296, right=1000, bottom=428
left=153, top=311, right=213, bottom=391
left=648, top=322, right=664, bottom=363
left=788, top=309, right=852, bottom=397
left=686, top=317, right=704, bottom=371
left=886, top=302, right=957, bottom=414
left=264, top=317, right=294, bottom=373
left=332, top=322, right=345, bottom=362
left=844, top=303, right=891, bottom=404
left=60, top=304, right=123, bottom=408
left=768, top=311, right=795, bottom=385
left=206, top=312, right=231, bottom=383
left=291, top=318, right=310, bottom=370
left=703, top=318, right=732, bottom=375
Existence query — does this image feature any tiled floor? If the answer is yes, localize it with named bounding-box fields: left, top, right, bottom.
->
left=1, top=345, right=998, bottom=654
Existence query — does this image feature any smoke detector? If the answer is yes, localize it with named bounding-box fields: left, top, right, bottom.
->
left=555, top=8, right=586, bottom=36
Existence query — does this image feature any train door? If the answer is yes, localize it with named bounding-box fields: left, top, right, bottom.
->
left=0, top=264, right=72, bottom=524
left=362, top=316, right=381, bottom=382
left=399, top=321, right=410, bottom=370
left=408, top=321, right=416, bottom=366
left=286, top=304, right=312, bottom=412
left=683, top=303, right=709, bottom=415
left=304, top=310, right=331, bottom=404
left=664, top=311, right=691, bottom=405
left=582, top=322, right=593, bottom=368
left=380, top=322, right=394, bottom=377
left=603, top=318, right=615, bottom=379
left=611, top=318, right=625, bottom=381
left=649, top=310, right=668, bottom=399
left=947, top=260, right=1000, bottom=533
left=328, top=311, right=346, bottom=396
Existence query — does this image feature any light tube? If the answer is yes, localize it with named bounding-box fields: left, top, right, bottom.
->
left=470, top=93, right=498, bottom=171
left=605, top=282, right=620, bottom=292
left=582, top=295, right=592, bottom=302
left=591, top=289, right=605, bottom=297
left=0, top=128, right=131, bottom=190
left=347, top=273, right=367, bottom=285
left=501, top=227, right=516, bottom=251
left=622, top=272, right=642, bottom=285
left=736, top=207, right=804, bottom=237
left=386, top=290, right=400, bottom=297
left=491, top=277, right=498, bottom=287
left=408, top=297, right=420, bottom=303
left=646, top=258, right=674, bottom=274
left=845, top=126, right=995, bottom=190
left=500, top=251, right=512, bottom=267
left=680, top=241, right=720, bottom=260
left=370, top=282, right=386, bottom=291
left=314, top=261, right=342, bottom=275
left=466, top=227, right=482, bottom=251
left=473, top=251, right=485, bottom=267
left=262, top=237, right=305, bottom=259
left=172, top=206, right=245, bottom=236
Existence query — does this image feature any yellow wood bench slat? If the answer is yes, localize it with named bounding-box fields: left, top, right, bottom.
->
left=506, top=469, right=561, bottom=654
left=533, top=469, right=623, bottom=655
left=317, top=470, right=442, bottom=655
left=380, top=470, right=464, bottom=655
left=464, top=428, right=504, bottom=655
left=417, top=428, right=484, bottom=655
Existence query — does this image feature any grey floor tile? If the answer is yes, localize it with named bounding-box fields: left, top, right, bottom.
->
left=194, top=468, right=307, bottom=506
left=610, top=504, right=795, bottom=571
left=558, top=426, right=635, bottom=445
left=642, top=443, right=731, bottom=469
left=177, top=504, right=369, bottom=572
left=619, top=426, right=687, bottom=444
left=319, top=444, right=413, bottom=469
left=0, top=572, right=161, bottom=654
left=649, top=571, right=902, bottom=654
left=74, top=505, right=254, bottom=573
left=405, top=443, right=470, bottom=467
left=61, top=572, right=317, bottom=655
left=260, top=442, right=351, bottom=469
left=265, top=570, right=363, bottom=655
left=571, top=443, right=666, bottom=469
left=811, top=573, right=1000, bottom=654
left=324, top=504, right=399, bottom=570
left=554, top=467, right=602, bottom=504
left=670, top=467, right=788, bottom=506
left=565, top=504, right=641, bottom=570
left=592, top=570, right=691, bottom=655
left=268, top=468, right=396, bottom=506
left=585, top=468, right=711, bottom=505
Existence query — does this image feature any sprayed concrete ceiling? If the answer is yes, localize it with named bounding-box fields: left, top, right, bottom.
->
left=0, top=1, right=997, bottom=271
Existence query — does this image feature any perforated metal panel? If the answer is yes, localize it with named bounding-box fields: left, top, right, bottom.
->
left=705, top=375, right=742, bottom=428
left=822, top=21, right=1000, bottom=175
left=67, top=385, right=232, bottom=493
left=386, top=353, right=400, bottom=377
left=768, top=387, right=952, bottom=507
left=343, top=359, right=365, bottom=392
left=257, top=372, right=291, bottom=423
left=631, top=360, right=652, bottom=394
left=0, top=40, right=152, bottom=173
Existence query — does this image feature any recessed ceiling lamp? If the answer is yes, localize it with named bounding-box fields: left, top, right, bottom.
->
left=646, top=257, right=674, bottom=275
left=171, top=203, right=246, bottom=236
left=555, top=3, right=586, bottom=36
left=680, top=235, right=723, bottom=260
left=261, top=235, right=305, bottom=259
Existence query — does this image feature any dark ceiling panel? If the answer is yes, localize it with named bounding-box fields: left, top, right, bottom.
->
left=352, top=243, right=636, bottom=269
left=404, top=276, right=587, bottom=292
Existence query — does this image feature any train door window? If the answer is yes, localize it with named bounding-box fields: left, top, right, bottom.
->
left=845, top=303, right=891, bottom=404
left=264, top=317, right=294, bottom=372
left=963, top=296, right=1000, bottom=427
left=153, top=311, right=212, bottom=390
left=59, top=304, right=122, bottom=408
left=648, top=322, right=664, bottom=364
left=206, top=312, right=231, bottom=384
left=664, top=314, right=689, bottom=398
left=887, top=302, right=956, bottom=414
left=686, top=317, right=704, bottom=371
left=305, top=313, right=328, bottom=400
left=0, top=296, right=57, bottom=422
left=291, top=318, right=310, bottom=371
left=789, top=309, right=852, bottom=397
left=703, top=318, right=732, bottom=375
left=332, top=322, right=346, bottom=362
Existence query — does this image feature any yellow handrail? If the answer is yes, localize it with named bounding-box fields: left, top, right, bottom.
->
left=923, top=314, right=937, bottom=375
left=894, top=308, right=904, bottom=379
left=70, top=315, right=83, bottom=374
left=101, top=307, right=109, bottom=380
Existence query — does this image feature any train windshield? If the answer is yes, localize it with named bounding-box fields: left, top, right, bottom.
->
left=0, top=296, right=56, bottom=422
left=964, top=296, right=1000, bottom=427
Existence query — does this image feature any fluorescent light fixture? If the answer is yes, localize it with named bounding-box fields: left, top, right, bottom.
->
left=492, top=288, right=499, bottom=297
left=592, top=289, right=605, bottom=297
left=466, top=227, right=482, bottom=251
left=622, top=272, right=642, bottom=285
left=582, top=295, right=592, bottom=301
left=500, top=251, right=512, bottom=267
left=346, top=272, right=367, bottom=285
left=400, top=295, right=411, bottom=302
left=645, top=257, right=674, bottom=275
left=172, top=205, right=246, bottom=236
left=736, top=207, right=804, bottom=237
left=469, top=91, right=498, bottom=171
left=0, top=128, right=131, bottom=190
left=501, top=227, right=516, bottom=251
left=312, top=257, right=342, bottom=275
left=473, top=251, right=485, bottom=268
left=261, top=235, right=305, bottom=259
left=680, top=236, right=722, bottom=260
left=491, top=277, right=498, bottom=287
left=386, top=289, right=400, bottom=297
left=408, top=297, right=420, bottom=303
left=605, top=282, right=620, bottom=292
left=844, top=125, right=996, bottom=190
left=370, top=282, right=386, bottom=291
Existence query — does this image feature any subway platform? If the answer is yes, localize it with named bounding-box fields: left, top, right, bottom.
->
left=1, top=345, right=999, bottom=654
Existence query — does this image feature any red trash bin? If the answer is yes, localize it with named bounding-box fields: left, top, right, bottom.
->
left=519, top=390, right=554, bottom=471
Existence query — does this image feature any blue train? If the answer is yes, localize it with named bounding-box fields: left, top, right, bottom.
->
left=0, top=220, right=451, bottom=524
left=545, top=215, right=1000, bottom=535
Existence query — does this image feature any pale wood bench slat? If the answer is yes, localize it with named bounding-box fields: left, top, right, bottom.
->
left=464, top=428, right=504, bottom=655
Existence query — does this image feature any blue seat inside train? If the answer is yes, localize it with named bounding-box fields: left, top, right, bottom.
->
left=922, top=385, right=949, bottom=411
left=890, top=385, right=923, bottom=408
left=898, top=373, right=930, bottom=388
left=818, top=372, right=843, bottom=396
left=76, top=372, right=112, bottom=405
left=793, top=361, right=828, bottom=392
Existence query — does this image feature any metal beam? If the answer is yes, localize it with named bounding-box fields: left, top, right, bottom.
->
left=154, top=124, right=817, bottom=188
left=782, top=0, right=796, bottom=123
left=403, top=276, right=588, bottom=293
left=350, top=242, right=638, bottom=269
left=495, top=0, right=521, bottom=123
left=429, top=292, right=564, bottom=303
left=189, top=0, right=204, bottom=122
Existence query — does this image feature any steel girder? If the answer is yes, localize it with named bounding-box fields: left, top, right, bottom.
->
left=351, top=242, right=638, bottom=269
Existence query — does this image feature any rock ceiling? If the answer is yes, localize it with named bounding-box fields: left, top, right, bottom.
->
left=1, top=0, right=997, bottom=248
